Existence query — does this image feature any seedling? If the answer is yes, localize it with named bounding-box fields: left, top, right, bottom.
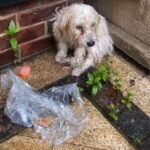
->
left=134, top=133, right=142, bottom=145
left=108, top=103, right=119, bottom=121
left=86, top=64, right=122, bottom=95
left=5, top=20, right=21, bottom=64
left=78, top=86, right=85, bottom=93
left=134, top=138, right=141, bottom=145
left=86, top=64, right=111, bottom=95
left=114, top=79, right=122, bottom=90
left=122, top=91, right=134, bottom=111
left=109, top=69, right=122, bottom=90
left=5, top=20, right=20, bottom=36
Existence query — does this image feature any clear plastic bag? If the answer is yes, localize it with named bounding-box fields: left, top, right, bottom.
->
left=1, top=70, right=87, bottom=145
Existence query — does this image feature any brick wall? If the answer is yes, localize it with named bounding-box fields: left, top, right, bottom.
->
left=0, top=0, right=84, bottom=68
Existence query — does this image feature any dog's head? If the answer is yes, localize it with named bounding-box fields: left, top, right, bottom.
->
left=59, top=4, right=100, bottom=48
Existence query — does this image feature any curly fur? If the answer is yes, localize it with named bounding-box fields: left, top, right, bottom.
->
left=52, top=4, right=113, bottom=76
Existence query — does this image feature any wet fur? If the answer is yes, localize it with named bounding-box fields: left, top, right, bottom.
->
left=53, top=4, right=113, bottom=76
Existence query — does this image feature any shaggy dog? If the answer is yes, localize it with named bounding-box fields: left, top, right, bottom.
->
left=52, top=4, right=113, bottom=76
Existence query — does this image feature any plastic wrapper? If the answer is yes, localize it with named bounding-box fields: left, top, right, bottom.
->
left=1, top=70, right=87, bottom=145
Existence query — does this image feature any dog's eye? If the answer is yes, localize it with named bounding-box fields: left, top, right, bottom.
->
left=91, top=23, right=95, bottom=27
left=76, top=25, right=83, bottom=31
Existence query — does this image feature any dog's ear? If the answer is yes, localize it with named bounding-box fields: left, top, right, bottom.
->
left=59, top=9, right=72, bottom=36
left=96, top=15, right=109, bottom=37
left=96, top=15, right=101, bottom=37
left=98, top=15, right=101, bottom=23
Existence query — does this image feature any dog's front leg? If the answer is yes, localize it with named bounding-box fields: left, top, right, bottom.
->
left=71, top=47, right=86, bottom=76
left=55, top=41, right=68, bottom=63
left=81, top=53, right=94, bottom=73
left=72, top=49, right=93, bottom=76
left=70, top=47, right=86, bottom=67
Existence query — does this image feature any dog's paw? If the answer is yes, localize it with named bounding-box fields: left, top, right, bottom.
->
left=55, top=55, right=63, bottom=63
left=71, top=67, right=82, bottom=77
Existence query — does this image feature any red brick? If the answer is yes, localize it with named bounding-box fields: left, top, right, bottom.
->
left=17, top=22, right=45, bottom=44
left=21, top=36, right=55, bottom=57
left=18, top=0, right=67, bottom=27
left=0, top=22, right=45, bottom=51
left=0, top=49, right=14, bottom=67
left=0, top=15, right=16, bottom=33
left=0, top=35, right=10, bottom=51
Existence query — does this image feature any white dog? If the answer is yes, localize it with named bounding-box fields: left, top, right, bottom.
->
left=52, top=4, right=113, bottom=76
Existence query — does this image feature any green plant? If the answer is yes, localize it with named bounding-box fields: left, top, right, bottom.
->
left=5, top=20, right=21, bottom=64
left=134, top=138, right=141, bottom=145
left=108, top=103, right=119, bottom=121
left=86, top=64, right=122, bottom=95
left=86, top=64, right=111, bottom=95
left=113, top=79, right=122, bottom=89
left=109, top=69, right=122, bottom=90
left=5, top=20, right=20, bottom=36
left=122, top=91, right=134, bottom=111
left=78, top=86, right=85, bottom=93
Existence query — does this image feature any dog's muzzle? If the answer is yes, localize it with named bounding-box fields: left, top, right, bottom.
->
left=87, top=40, right=95, bottom=47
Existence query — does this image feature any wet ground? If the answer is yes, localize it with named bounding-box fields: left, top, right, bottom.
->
left=0, top=49, right=149, bottom=150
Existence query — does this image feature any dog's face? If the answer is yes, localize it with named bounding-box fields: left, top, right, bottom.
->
left=60, top=4, right=100, bottom=48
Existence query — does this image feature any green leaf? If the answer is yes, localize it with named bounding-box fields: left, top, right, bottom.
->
left=97, top=82, right=102, bottom=91
left=87, top=73, right=94, bottom=81
left=108, top=103, right=114, bottom=110
left=110, top=103, right=115, bottom=109
left=97, top=64, right=110, bottom=81
left=112, top=114, right=118, bottom=121
left=134, top=138, right=141, bottom=145
left=94, top=77, right=101, bottom=83
left=101, top=71, right=109, bottom=81
left=114, top=108, right=119, bottom=114
left=5, top=20, right=21, bottom=35
left=93, top=70, right=99, bottom=78
left=86, top=80, right=93, bottom=85
left=109, top=112, right=118, bottom=121
left=10, top=38, right=18, bottom=50
left=15, top=26, right=21, bottom=33
left=127, top=91, right=134, bottom=99
left=92, top=85, right=98, bottom=95
left=121, top=99, right=126, bottom=104
left=87, top=73, right=94, bottom=85
left=127, top=102, right=132, bottom=111
left=78, top=86, right=84, bottom=92
left=8, top=20, right=16, bottom=35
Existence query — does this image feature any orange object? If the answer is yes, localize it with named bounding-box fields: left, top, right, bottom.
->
left=37, top=117, right=57, bottom=127
left=19, top=66, right=31, bottom=78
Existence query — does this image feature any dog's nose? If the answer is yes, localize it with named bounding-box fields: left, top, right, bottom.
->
left=87, top=41, right=95, bottom=47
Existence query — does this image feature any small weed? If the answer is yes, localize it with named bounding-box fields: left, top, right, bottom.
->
left=86, top=64, right=122, bottom=95
left=114, top=79, right=122, bottom=90
left=5, top=20, right=20, bottom=36
left=122, top=91, right=134, bottom=111
left=5, top=20, right=21, bottom=64
left=78, top=86, right=85, bottom=93
left=134, top=138, right=141, bottom=145
left=86, top=64, right=110, bottom=95
left=108, top=103, right=119, bottom=121
left=109, top=69, right=122, bottom=90
left=134, top=134, right=142, bottom=145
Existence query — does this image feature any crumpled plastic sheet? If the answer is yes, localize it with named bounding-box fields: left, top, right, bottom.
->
left=1, top=70, right=87, bottom=145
